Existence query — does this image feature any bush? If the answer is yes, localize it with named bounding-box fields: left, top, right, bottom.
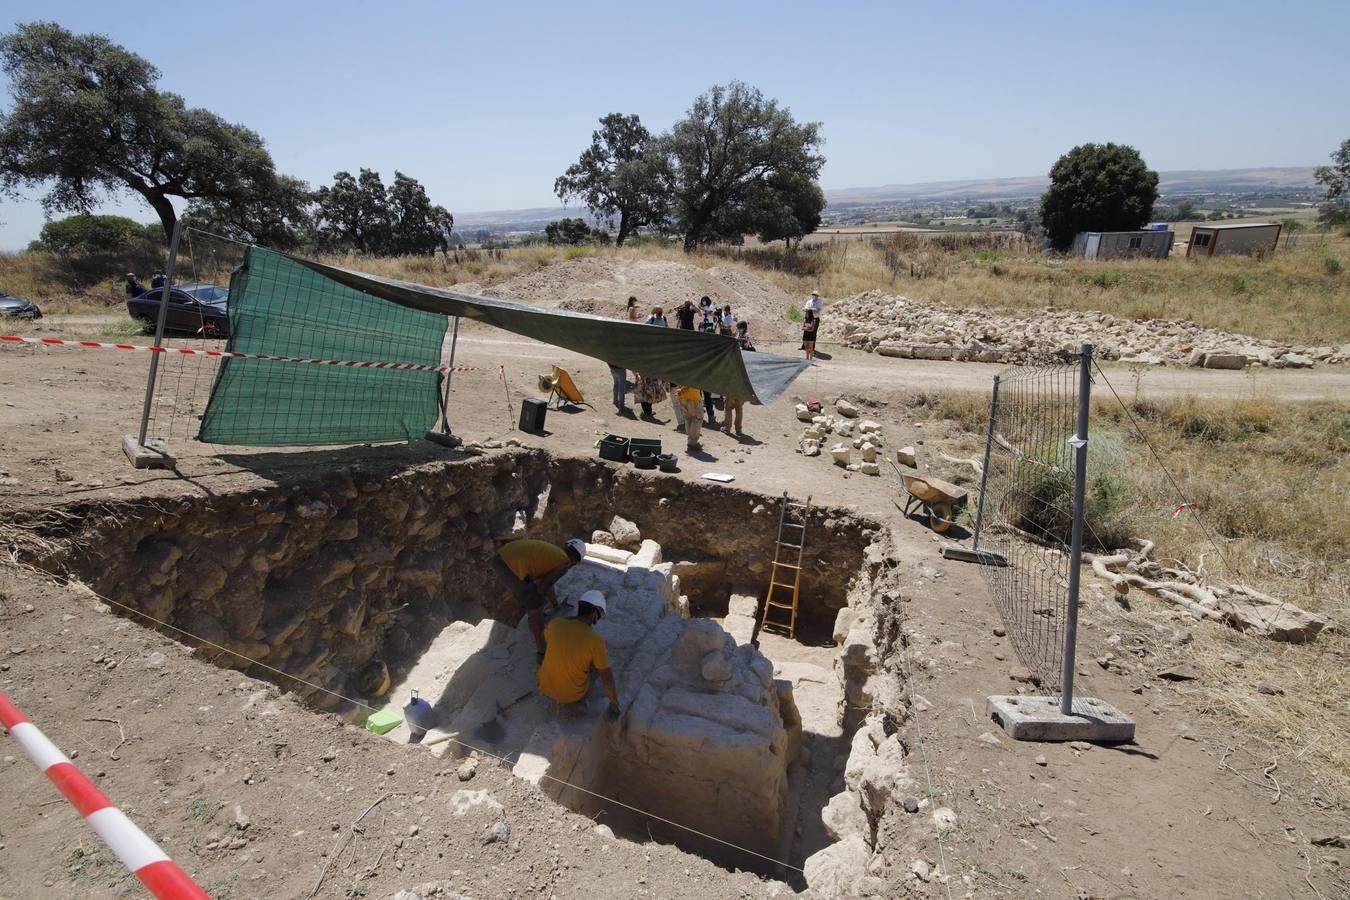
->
left=1085, top=267, right=1122, bottom=288
left=1325, top=254, right=1343, bottom=276
left=37, top=215, right=150, bottom=254
left=785, top=304, right=803, bottom=322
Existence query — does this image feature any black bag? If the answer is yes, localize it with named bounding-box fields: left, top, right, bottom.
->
left=519, top=398, right=547, bottom=432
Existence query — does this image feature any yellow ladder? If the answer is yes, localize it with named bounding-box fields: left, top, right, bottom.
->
left=759, top=492, right=811, bottom=640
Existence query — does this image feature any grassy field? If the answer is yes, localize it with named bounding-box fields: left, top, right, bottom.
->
left=924, top=391, right=1350, bottom=805
left=5, top=222, right=1348, bottom=346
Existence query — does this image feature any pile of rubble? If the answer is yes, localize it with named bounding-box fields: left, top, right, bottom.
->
left=792, top=397, right=907, bottom=477
left=821, top=289, right=1348, bottom=368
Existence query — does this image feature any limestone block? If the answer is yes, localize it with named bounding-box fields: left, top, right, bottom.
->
left=835, top=398, right=860, bottom=418
left=608, top=515, right=642, bottom=550
left=912, top=344, right=955, bottom=360
left=801, top=439, right=821, bottom=457
left=831, top=444, right=851, bottom=467
left=896, top=446, right=917, bottom=468
left=586, top=544, right=633, bottom=566
left=701, top=650, right=733, bottom=682
left=591, top=530, right=617, bottom=547
left=629, top=539, right=663, bottom=569
left=1188, top=349, right=1208, bottom=367
left=835, top=420, right=855, bottom=438
left=822, top=789, right=867, bottom=841
left=860, top=442, right=878, bottom=463
left=804, top=834, right=870, bottom=899
left=859, top=419, right=882, bottom=434
left=795, top=403, right=814, bottom=422
left=801, top=426, right=825, bottom=442
left=833, top=607, right=858, bottom=645
left=1203, top=353, right=1247, bottom=370
left=876, top=340, right=912, bottom=358
left=860, top=461, right=881, bottom=476
left=1282, top=353, right=1314, bottom=368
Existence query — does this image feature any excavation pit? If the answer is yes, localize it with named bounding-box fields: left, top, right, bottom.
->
left=48, top=449, right=883, bottom=879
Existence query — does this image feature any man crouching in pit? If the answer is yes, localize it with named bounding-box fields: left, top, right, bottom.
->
left=538, top=590, right=621, bottom=722
left=492, top=537, right=586, bottom=661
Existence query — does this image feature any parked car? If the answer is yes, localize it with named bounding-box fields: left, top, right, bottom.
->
left=127, top=283, right=229, bottom=337
left=0, top=293, right=42, bottom=319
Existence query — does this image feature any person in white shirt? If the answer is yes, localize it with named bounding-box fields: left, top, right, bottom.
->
left=804, top=290, right=825, bottom=316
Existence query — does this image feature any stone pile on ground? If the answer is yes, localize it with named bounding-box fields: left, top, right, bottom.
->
left=821, top=289, right=1349, bottom=367
left=795, top=398, right=885, bottom=476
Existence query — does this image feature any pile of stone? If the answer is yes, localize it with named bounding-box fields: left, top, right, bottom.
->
left=821, top=289, right=1348, bottom=368
left=794, top=398, right=884, bottom=476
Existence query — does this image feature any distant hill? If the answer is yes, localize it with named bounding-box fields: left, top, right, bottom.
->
left=825, top=167, right=1318, bottom=207
left=454, top=167, right=1321, bottom=232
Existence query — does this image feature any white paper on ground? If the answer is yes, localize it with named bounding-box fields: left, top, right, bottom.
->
left=701, top=473, right=735, bottom=482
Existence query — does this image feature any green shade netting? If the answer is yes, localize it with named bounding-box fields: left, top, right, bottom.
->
left=197, top=246, right=448, bottom=446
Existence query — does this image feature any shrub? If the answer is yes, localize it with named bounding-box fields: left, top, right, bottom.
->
left=1086, top=267, right=1122, bottom=288
left=1325, top=254, right=1343, bottom=276
left=785, top=303, right=803, bottom=322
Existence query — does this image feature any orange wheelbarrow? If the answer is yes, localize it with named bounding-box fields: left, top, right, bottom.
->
left=897, top=469, right=968, bottom=534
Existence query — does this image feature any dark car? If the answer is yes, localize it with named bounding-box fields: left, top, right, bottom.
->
left=127, top=283, right=229, bottom=337
left=0, top=293, right=42, bottom=319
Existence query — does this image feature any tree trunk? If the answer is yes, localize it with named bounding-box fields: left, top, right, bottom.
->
left=142, top=191, right=178, bottom=247
left=615, top=212, right=630, bottom=247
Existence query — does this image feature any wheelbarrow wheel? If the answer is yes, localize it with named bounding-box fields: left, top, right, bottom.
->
left=929, top=500, right=955, bottom=534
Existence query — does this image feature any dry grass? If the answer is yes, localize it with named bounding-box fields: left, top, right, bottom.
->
left=925, top=390, right=1350, bottom=805
left=711, top=231, right=1350, bottom=346
left=8, top=229, right=1347, bottom=346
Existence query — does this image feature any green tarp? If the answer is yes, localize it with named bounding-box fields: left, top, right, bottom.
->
left=198, top=247, right=448, bottom=446
left=197, top=246, right=812, bottom=447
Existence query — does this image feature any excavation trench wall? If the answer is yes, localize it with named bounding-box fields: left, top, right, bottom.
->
left=38, top=450, right=877, bottom=712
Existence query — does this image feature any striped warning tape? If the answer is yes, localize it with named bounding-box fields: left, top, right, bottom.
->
left=0, top=690, right=209, bottom=898
left=1, top=335, right=484, bottom=374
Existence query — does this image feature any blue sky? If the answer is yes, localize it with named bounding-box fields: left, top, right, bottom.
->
left=2, top=0, right=1346, bottom=248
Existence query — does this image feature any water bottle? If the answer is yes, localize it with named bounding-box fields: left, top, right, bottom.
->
left=404, top=690, right=435, bottom=744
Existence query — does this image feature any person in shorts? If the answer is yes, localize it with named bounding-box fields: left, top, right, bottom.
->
left=492, top=538, right=586, bottom=659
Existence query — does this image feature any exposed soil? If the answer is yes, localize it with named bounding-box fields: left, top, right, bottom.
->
left=2, top=320, right=1348, bottom=899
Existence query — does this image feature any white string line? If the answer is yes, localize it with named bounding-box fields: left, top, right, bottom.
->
left=3, top=557, right=805, bottom=874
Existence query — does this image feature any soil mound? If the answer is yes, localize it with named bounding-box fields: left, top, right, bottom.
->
left=482, top=257, right=801, bottom=342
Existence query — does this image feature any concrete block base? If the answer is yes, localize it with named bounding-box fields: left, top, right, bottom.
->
left=122, top=434, right=176, bottom=469
left=424, top=430, right=463, bottom=449
left=986, top=695, right=1135, bottom=743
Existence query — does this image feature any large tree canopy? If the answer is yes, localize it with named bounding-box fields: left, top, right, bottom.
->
left=314, top=169, right=453, bottom=255
left=184, top=174, right=314, bottom=250
left=662, top=82, right=825, bottom=250
left=34, top=214, right=148, bottom=253
left=1315, top=138, right=1350, bottom=225
left=554, top=113, right=665, bottom=246
left=1039, top=142, right=1159, bottom=250
left=0, top=21, right=288, bottom=244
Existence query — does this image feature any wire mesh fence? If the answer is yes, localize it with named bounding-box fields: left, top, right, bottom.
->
left=972, top=346, right=1092, bottom=704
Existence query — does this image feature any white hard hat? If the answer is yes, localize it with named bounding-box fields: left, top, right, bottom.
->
left=579, top=590, right=607, bottom=614
left=565, top=538, right=587, bottom=560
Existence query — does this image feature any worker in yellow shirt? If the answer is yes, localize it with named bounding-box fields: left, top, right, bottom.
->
left=538, top=590, right=621, bottom=721
left=493, top=537, right=586, bottom=660
left=675, top=385, right=703, bottom=452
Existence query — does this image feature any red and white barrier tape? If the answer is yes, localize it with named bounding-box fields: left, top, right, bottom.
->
left=1, top=335, right=483, bottom=374
left=1171, top=502, right=1198, bottom=520
left=0, top=690, right=210, bottom=899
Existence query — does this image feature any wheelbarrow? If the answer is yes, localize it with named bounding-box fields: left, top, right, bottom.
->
left=895, top=466, right=968, bottom=534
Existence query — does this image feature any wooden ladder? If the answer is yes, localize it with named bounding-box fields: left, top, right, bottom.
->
left=760, top=492, right=811, bottom=640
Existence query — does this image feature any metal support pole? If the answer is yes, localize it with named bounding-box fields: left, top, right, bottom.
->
left=136, top=221, right=182, bottom=445
left=425, top=316, right=463, bottom=448
left=971, top=375, right=1000, bottom=550
left=439, top=315, right=461, bottom=432
left=1059, top=344, right=1093, bottom=715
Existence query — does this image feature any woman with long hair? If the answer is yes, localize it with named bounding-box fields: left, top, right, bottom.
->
left=802, top=309, right=819, bottom=361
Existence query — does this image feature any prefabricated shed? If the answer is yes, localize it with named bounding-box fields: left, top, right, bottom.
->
left=1186, top=222, right=1281, bottom=258
left=1071, top=230, right=1174, bottom=260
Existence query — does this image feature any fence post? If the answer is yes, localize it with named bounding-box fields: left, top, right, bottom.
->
left=1058, top=344, right=1093, bottom=715
left=123, top=221, right=182, bottom=468
left=971, top=374, right=1000, bottom=550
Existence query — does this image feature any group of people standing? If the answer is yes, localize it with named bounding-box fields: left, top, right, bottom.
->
left=124, top=271, right=167, bottom=297
left=608, top=294, right=753, bottom=453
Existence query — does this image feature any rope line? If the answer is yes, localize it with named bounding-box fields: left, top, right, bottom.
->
left=4, top=559, right=804, bottom=874
left=1092, top=363, right=1241, bottom=578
